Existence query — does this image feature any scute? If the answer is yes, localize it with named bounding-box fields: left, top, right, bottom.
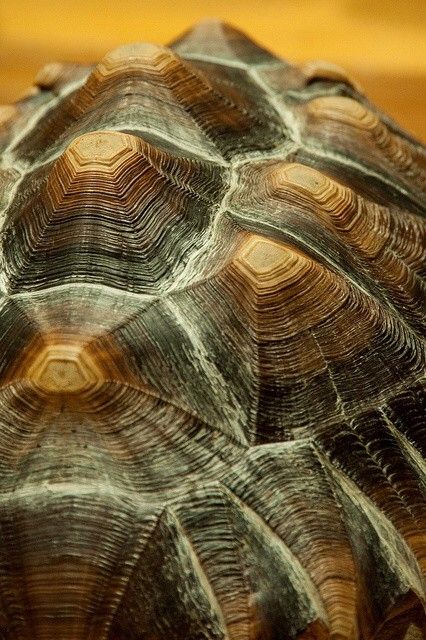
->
left=0, top=18, right=425, bottom=640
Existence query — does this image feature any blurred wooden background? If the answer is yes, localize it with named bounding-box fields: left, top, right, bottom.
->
left=0, top=0, right=425, bottom=141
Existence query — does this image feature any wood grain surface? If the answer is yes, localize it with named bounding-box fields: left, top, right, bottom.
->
left=0, top=0, right=425, bottom=141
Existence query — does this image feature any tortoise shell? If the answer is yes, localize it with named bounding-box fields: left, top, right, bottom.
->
left=0, top=18, right=425, bottom=640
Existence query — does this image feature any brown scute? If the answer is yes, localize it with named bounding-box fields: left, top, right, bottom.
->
left=0, top=105, right=17, bottom=127
left=3, top=127, right=225, bottom=293
left=0, top=18, right=424, bottom=640
left=302, top=96, right=426, bottom=212
left=300, top=60, right=360, bottom=91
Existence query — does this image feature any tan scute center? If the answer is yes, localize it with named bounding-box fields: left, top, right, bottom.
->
left=27, top=343, right=101, bottom=393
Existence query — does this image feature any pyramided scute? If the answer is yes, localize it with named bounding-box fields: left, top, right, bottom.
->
left=170, top=18, right=280, bottom=66
left=69, top=130, right=138, bottom=167
left=3, top=333, right=107, bottom=396
left=26, top=341, right=102, bottom=394
left=269, top=162, right=367, bottom=235
left=302, top=95, right=425, bottom=210
left=97, top=42, right=176, bottom=76
left=81, top=42, right=186, bottom=101
left=267, top=162, right=356, bottom=222
left=46, top=130, right=144, bottom=210
left=3, top=124, right=225, bottom=293
left=234, top=234, right=312, bottom=290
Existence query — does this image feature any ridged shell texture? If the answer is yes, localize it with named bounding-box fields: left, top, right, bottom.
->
left=0, top=19, right=425, bottom=640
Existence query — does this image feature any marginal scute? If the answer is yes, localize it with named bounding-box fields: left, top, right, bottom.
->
left=307, top=95, right=377, bottom=129
left=110, top=507, right=230, bottom=640
left=224, top=443, right=359, bottom=638
left=34, top=62, right=71, bottom=91
left=300, top=60, right=360, bottom=90
left=0, top=18, right=425, bottom=640
left=35, top=62, right=68, bottom=88
left=34, top=61, right=92, bottom=95
left=274, top=162, right=329, bottom=195
left=0, top=105, right=16, bottom=127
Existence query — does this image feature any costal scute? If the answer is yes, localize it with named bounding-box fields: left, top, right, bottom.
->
left=0, top=18, right=425, bottom=640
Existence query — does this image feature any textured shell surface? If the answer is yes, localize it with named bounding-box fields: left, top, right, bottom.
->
left=0, top=17, right=425, bottom=640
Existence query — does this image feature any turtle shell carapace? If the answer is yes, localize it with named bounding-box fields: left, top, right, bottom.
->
left=0, top=19, right=425, bottom=640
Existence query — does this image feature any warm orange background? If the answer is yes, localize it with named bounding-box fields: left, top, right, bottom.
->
left=0, top=0, right=425, bottom=141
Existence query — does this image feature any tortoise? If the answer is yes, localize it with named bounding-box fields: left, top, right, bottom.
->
left=0, top=18, right=425, bottom=640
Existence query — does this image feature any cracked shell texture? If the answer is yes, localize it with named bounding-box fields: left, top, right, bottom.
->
left=0, top=18, right=425, bottom=640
